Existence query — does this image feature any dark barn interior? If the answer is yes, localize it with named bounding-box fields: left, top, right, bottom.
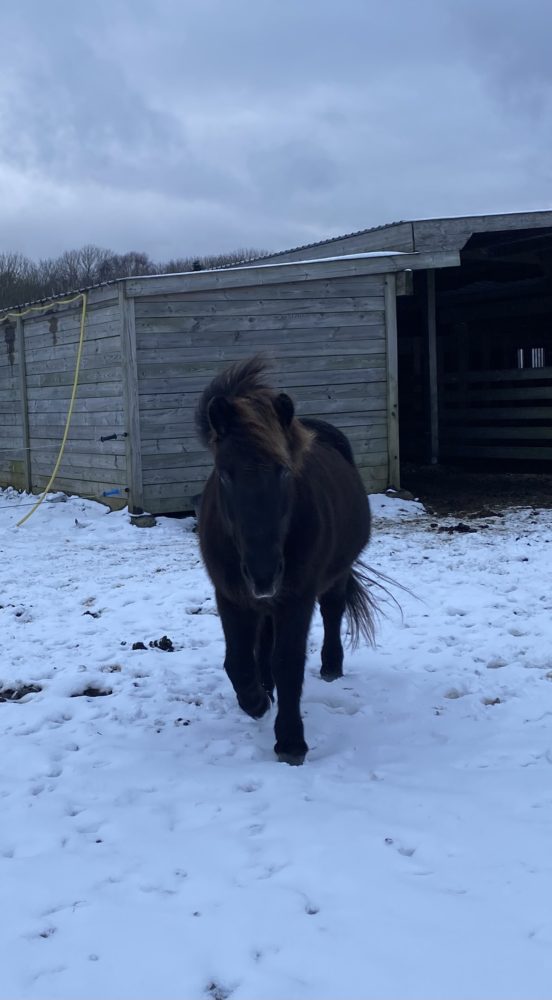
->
left=397, top=227, right=552, bottom=475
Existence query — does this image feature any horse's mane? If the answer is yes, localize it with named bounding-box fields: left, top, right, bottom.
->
left=195, top=355, right=313, bottom=468
left=195, top=356, right=270, bottom=448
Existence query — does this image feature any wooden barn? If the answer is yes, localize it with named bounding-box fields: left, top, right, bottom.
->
left=1, top=209, right=551, bottom=514
left=254, top=210, right=552, bottom=471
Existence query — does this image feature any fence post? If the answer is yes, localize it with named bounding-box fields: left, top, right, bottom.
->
left=15, top=314, right=32, bottom=492
left=118, top=282, right=144, bottom=514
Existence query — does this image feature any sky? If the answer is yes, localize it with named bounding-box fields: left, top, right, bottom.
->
left=1, top=0, right=551, bottom=263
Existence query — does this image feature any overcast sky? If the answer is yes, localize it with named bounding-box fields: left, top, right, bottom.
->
left=1, top=0, right=550, bottom=263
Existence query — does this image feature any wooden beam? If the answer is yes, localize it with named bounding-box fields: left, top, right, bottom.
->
left=384, top=274, right=400, bottom=488
left=15, top=315, right=32, bottom=492
left=425, top=270, right=439, bottom=464
left=118, top=284, right=144, bottom=514
left=125, top=251, right=460, bottom=298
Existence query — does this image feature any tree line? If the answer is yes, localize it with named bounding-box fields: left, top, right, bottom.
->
left=0, top=244, right=266, bottom=310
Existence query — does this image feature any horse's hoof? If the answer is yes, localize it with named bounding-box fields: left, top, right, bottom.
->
left=320, top=668, right=343, bottom=682
left=277, top=751, right=306, bottom=766
left=239, top=690, right=271, bottom=719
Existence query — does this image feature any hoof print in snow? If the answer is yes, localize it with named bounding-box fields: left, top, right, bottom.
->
left=0, top=683, right=42, bottom=702
left=437, top=522, right=477, bottom=534
left=71, top=686, right=112, bottom=698
left=482, top=696, right=502, bottom=706
left=305, top=904, right=320, bottom=915
left=207, top=982, right=233, bottom=1000
left=149, top=635, right=174, bottom=652
left=132, top=641, right=147, bottom=650
left=83, top=609, right=101, bottom=619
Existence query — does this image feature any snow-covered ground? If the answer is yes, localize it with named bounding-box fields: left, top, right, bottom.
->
left=0, top=487, right=550, bottom=1000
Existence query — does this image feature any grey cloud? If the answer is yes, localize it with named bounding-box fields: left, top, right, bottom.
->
left=0, top=0, right=550, bottom=262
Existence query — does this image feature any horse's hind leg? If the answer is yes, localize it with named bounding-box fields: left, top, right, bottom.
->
left=319, top=575, right=348, bottom=681
left=256, top=614, right=275, bottom=701
left=216, top=591, right=271, bottom=719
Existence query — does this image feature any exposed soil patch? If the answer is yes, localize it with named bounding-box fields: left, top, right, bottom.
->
left=402, top=465, right=552, bottom=517
left=149, top=635, right=174, bottom=652
left=71, top=686, right=113, bottom=698
left=0, top=683, right=42, bottom=702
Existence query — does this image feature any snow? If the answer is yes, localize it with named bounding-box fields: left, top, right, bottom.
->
left=0, top=487, right=551, bottom=1000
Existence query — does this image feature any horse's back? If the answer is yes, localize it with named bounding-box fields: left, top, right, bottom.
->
left=300, top=416, right=355, bottom=466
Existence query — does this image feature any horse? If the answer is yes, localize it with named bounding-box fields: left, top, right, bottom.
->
left=195, top=356, right=376, bottom=765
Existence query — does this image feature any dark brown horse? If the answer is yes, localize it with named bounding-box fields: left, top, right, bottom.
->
left=196, top=356, right=375, bottom=765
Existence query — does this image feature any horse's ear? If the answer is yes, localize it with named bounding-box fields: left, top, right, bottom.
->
left=273, top=392, right=295, bottom=428
left=207, top=395, right=234, bottom=438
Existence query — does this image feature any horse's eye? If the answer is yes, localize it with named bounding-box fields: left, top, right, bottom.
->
left=219, top=471, right=232, bottom=489
left=279, top=466, right=291, bottom=482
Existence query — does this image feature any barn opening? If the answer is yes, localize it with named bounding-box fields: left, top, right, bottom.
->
left=397, top=226, right=552, bottom=476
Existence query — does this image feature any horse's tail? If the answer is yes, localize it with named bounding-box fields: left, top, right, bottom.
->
left=345, top=561, right=404, bottom=649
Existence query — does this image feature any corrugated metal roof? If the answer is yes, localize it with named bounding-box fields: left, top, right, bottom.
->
left=233, top=219, right=408, bottom=266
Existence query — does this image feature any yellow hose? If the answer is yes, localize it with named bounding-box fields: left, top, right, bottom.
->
left=11, top=292, right=88, bottom=527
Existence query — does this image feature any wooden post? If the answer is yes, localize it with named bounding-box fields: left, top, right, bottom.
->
left=15, top=314, right=32, bottom=492
left=384, top=273, right=400, bottom=488
left=425, top=269, right=439, bottom=464
left=119, top=283, right=144, bottom=513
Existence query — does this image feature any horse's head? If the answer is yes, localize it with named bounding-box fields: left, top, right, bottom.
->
left=205, top=384, right=311, bottom=600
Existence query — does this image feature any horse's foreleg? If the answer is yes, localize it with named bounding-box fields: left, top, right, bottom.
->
left=272, top=597, right=315, bottom=765
left=319, top=575, right=348, bottom=681
left=216, top=591, right=271, bottom=719
left=256, top=614, right=275, bottom=701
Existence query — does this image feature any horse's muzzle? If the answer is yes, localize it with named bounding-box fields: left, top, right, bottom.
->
left=242, top=559, right=284, bottom=600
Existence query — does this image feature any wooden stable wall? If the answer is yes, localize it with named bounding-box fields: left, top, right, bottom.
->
left=0, top=290, right=129, bottom=503
left=2, top=249, right=434, bottom=514
left=131, top=273, right=392, bottom=513
left=440, top=367, right=552, bottom=462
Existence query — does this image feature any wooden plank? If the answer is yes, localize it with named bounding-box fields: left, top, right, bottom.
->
left=138, top=364, right=386, bottom=396
left=28, top=383, right=123, bottom=413
left=29, top=448, right=126, bottom=469
left=136, top=353, right=385, bottom=382
left=25, top=352, right=122, bottom=376
left=442, top=367, right=552, bottom=385
left=21, top=305, right=120, bottom=337
left=413, top=211, right=552, bottom=253
left=26, top=366, right=122, bottom=389
left=139, top=423, right=387, bottom=457
left=441, top=425, right=552, bottom=441
left=119, top=285, right=143, bottom=513
left=384, top=273, right=400, bottom=488
left=142, top=437, right=389, bottom=481
left=28, top=411, right=125, bottom=428
left=30, top=473, right=127, bottom=498
left=136, top=341, right=386, bottom=366
left=460, top=386, right=552, bottom=402
left=139, top=403, right=386, bottom=440
left=28, top=423, right=124, bottom=442
left=31, top=458, right=127, bottom=482
left=26, top=383, right=123, bottom=401
left=425, top=269, right=439, bottom=463
left=441, top=443, right=552, bottom=460
left=28, top=435, right=126, bottom=456
left=126, top=250, right=460, bottom=297
left=441, top=406, right=552, bottom=422
left=135, top=312, right=386, bottom=338
left=138, top=381, right=385, bottom=412
left=15, top=316, right=31, bottom=491
left=137, top=277, right=387, bottom=304
left=135, top=296, right=385, bottom=319
left=24, top=336, right=121, bottom=366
